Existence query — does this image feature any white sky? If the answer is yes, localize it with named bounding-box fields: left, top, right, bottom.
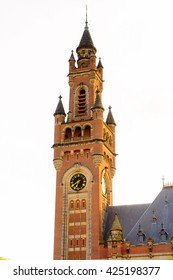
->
left=0, top=0, right=173, bottom=260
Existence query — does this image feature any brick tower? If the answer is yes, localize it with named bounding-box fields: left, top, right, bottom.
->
left=53, top=17, right=116, bottom=260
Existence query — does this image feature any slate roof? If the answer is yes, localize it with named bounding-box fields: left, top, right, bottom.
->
left=91, top=90, right=104, bottom=110
left=54, top=95, right=66, bottom=116
left=76, top=24, right=96, bottom=53
left=69, top=50, right=75, bottom=61
left=103, top=203, right=149, bottom=245
left=97, top=57, right=103, bottom=68
left=106, top=106, right=116, bottom=125
left=103, top=186, right=173, bottom=245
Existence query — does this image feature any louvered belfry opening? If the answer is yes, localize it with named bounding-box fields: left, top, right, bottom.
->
left=78, top=89, right=86, bottom=115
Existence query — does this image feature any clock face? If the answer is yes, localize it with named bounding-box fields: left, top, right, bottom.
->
left=70, top=173, right=87, bottom=191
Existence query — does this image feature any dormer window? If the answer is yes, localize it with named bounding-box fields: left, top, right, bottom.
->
left=159, top=224, right=168, bottom=242
left=137, top=225, right=146, bottom=244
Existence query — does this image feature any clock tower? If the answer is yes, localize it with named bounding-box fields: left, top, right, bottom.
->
left=53, top=18, right=116, bottom=260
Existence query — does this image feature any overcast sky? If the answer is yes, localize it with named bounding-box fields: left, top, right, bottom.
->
left=0, top=0, right=173, bottom=260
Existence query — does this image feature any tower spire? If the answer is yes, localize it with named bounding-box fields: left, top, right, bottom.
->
left=85, top=5, right=89, bottom=30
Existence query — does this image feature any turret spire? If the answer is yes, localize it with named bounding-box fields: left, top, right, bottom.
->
left=106, top=106, right=116, bottom=125
left=91, top=89, right=104, bottom=110
left=54, top=95, right=66, bottom=116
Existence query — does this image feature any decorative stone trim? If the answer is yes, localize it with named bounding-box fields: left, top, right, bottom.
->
left=92, top=154, right=104, bottom=167
left=68, top=81, right=74, bottom=87
left=74, top=162, right=81, bottom=172
left=53, top=158, right=63, bottom=171
left=110, top=167, right=116, bottom=178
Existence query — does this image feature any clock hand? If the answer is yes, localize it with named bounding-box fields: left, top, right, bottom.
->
left=72, top=179, right=81, bottom=189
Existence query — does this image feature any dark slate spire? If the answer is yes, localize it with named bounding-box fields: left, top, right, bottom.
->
left=69, top=50, right=75, bottom=61
left=76, top=28, right=96, bottom=52
left=91, top=89, right=104, bottom=110
left=54, top=95, right=66, bottom=116
left=97, top=57, right=103, bottom=68
left=106, top=106, right=116, bottom=125
left=76, top=9, right=96, bottom=53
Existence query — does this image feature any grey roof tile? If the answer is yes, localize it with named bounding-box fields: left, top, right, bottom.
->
left=76, top=26, right=96, bottom=53
left=104, top=186, right=173, bottom=245
left=125, top=186, right=173, bottom=244
left=91, top=90, right=104, bottom=110
left=103, top=203, right=150, bottom=245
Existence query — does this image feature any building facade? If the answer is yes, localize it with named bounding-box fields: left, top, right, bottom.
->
left=53, top=18, right=173, bottom=260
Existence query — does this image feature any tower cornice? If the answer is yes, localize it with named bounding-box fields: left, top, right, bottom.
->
left=52, top=139, right=117, bottom=156
left=68, top=68, right=104, bottom=81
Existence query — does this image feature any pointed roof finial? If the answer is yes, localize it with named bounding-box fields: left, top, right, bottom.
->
left=162, top=176, right=165, bottom=187
left=91, top=88, right=104, bottom=110
left=106, top=106, right=116, bottom=125
left=69, top=50, right=75, bottom=61
left=97, top=57, right=103, bottom=68
left=85, top=5, right=89, bottom=30
left=54, top=95, right=66, bottom=116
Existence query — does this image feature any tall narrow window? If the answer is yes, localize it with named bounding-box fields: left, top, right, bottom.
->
left=69, top=200, right=74, bottom=210
left=82, top=199, right=86, bottom=209
left=64, top=128, right=72, bottom=141
left=82, top=238, right=86, bottom=247
left=78, top=89, right=86, bottom=115
left=76, top=200, right=80, bottom=209
left=84, top=125, right=91, bottom=139
left=74, top=127, right=81, bottom=139
left=70, top=239, right=73, bottom=247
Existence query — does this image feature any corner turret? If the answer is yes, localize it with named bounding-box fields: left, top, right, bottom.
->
left=106, top=106, right=116, bottom=126
left=69, top=50, right=76, bottom=72
left=54, top=95, right=66, bottom=123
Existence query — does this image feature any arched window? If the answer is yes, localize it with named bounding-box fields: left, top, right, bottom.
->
left=69, top=200, right=74, bottom=210
left=69, top=239, right=73, bottom=247
left=84, top=125, right=91, bottom=139
left=74, top=126, right=81, bottom=139
left=159, top=224, right=168, bottom=242
left=137, top=225, right=146, bottom=244
left=82, top=238, right=86, bottom=247
left=78, top=89, right=86, bottom=115
left=76, top=239, right=79, bottom=247
left=64, top=128, right=72, bottom=141
left=82, top=199, right=86, bottom=209
left=76, top=200, right=80, bottom=209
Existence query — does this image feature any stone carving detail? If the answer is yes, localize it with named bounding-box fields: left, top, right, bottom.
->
left=74, top=162, right=81, bottom=171
left=92, top=154, right=104, bottom=167
left=53, top=158, right=63, bottom=171
left=110, top=167, right=116, bottom=178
